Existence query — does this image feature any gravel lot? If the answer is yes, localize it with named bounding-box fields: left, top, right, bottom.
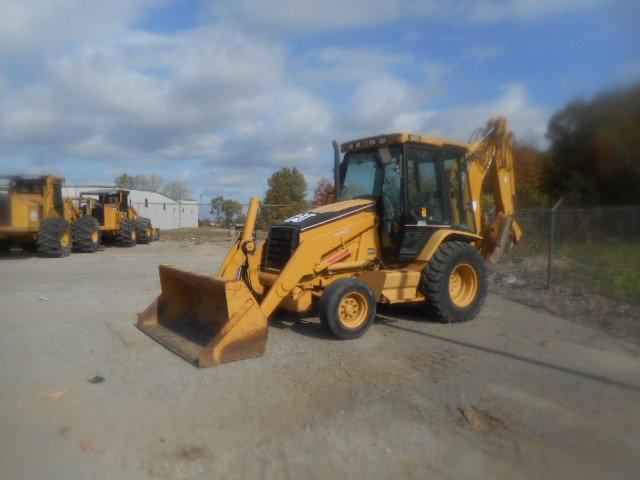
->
left=1, top=241, right=639, bottom=479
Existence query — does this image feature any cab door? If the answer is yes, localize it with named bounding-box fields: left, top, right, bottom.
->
left=391, top=145, right=450, bottom=260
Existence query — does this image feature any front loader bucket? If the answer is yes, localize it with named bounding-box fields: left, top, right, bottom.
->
left=137, top=265, right=268, bottom=367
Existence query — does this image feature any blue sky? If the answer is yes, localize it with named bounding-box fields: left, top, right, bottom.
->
left=1, top=0, right=638, bottom=202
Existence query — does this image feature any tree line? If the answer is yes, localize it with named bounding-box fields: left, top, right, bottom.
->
left=122, top=81, right=640, bottom=229
left=114, top=173, right=191, bottom=201
left=514, top=82, right=640, bottom=207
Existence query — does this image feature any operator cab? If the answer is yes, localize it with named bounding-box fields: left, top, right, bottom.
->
left=338, top=134, right=476, bottom=261
left=0, top=175, right=65, bottom=218
left=80, top=189, right=130, bottom=225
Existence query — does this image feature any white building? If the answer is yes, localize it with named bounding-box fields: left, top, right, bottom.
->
left=63, top=186, right=199, bottom=230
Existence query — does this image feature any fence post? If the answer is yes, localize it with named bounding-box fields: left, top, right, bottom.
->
left=546, top=198, right=564, bottom=289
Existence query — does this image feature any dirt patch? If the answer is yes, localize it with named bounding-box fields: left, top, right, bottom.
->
left=458, top=405, right=510, bottom=438
left=175, top=446, right=207, bottom=461
left=489, top=267, right=640, bottom=344
left=80, top=439, right=104, bottom=455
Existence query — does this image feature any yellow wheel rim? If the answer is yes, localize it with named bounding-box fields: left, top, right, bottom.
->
left=338, top=292, right=369, bottom=329
left=131, top=229, right=137, bottom=241
left=146, top=228, right=151, bottom=237
left=60, top=231, right=70, bottom=248
left=449, top=263, right=478, bottom=308
left=92, top=230, right=99, bottom=243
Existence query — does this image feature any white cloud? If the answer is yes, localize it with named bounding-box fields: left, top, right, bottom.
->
left=0, top=0, right=157, bottom=57
left=0, top=1, right=560, bottom=202
left=468, top=45, right=505, bottom=62
left=466, top=0, right=601, bottom=23
left=405, top=83, right=550, bottom=145
left=211, top=0, right=601, bottom=32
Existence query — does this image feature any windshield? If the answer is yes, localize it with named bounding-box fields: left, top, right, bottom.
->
left=337, top=150, right=383, bottom=201
left=337, top=146, right=403, bottom=201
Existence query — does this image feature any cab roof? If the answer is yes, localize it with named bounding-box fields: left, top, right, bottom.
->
left=340, top=133, right=470, bottom=153
left=80, top=189, right=125, bottom=196
left=0, top=174, right=65, bottom=182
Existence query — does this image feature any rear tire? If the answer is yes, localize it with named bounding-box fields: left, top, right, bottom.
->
left=319, top=278, right=377, bottom=339
left=73, top=216, right=101, bottom=252
left=37, top=217, right=72, bottom=257
left=116, top=219, right=136, bottom=247
left=422, top=241, right=487, bottom=323
left=0, top=242, right=10, bottom=255
left=134, top=218, right=151, bottom=244
left=22, top=242, right=38, bottom=253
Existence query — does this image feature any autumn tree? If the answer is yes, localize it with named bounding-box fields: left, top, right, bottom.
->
left=311, top=177, right=335, bottom=206
left=513, top=142, right=549, bottom=207
left=545, top=82, right=640, bottom=206
left=260, top=167, right=308, bottom=227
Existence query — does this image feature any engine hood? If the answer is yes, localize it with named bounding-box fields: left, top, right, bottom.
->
left=278, top=198, right=377, bottom=232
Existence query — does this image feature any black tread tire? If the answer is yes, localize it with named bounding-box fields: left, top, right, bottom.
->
left=73, top=216, right=101, bottom=253
left=37, top=217, right=72, bottom=257
left=422, top=241, right=487, bottom=323
left=22, top=242, right=39, bottom=253
left=0, top=243, right=10, bottom=255
left=115, top=219, right=136, bottom=247
left=134, top=217, right=151, bottom=244
left=319, top=277, right=377, bottom=340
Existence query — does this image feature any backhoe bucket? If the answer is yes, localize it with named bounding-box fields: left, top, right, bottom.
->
left=137, top=265, right=268, bottom=367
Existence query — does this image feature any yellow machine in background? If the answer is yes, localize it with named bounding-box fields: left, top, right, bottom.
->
left=0, top=175, right=101, bottom=256
left=79, top=189, right=158, bottom=246
left=138, top=117, right=522, bottom=367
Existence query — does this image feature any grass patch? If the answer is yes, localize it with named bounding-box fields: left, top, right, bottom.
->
left=555, top=241, right=640, bottom=304
left=503, top=240, right=640, bottom=304
left=159, top=227, right=235, bottom=243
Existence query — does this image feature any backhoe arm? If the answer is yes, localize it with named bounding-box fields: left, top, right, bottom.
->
left=467, top=117, right=523, bottom=262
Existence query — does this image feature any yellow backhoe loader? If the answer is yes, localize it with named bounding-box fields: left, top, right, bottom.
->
left=0, top=175, right=101, bottom=257
left=138, top=117, right=522, bottom=367
left=79, top=189, right=158, bottom=246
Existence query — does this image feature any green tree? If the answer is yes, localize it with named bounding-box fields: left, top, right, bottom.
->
left=545, top=83, right=640, bottom=206
left=261, top=167, right=308, bottom=227
left=222, top=199, right=242, bottom=226
left=115, top=173, right=135, bottom=189
left=210, top=195, right=225, bottom=224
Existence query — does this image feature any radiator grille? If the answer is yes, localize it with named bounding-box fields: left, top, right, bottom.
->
left=265, top=226, right=299, bottom=270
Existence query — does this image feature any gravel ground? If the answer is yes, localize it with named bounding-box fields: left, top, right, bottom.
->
left=1, top=241, right=639, bottom=480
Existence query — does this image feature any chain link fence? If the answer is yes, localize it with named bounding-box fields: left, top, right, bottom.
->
left=161, top=203, right=296, bottom=243
left=496, top=205, right=640, bottom=304
left=162, top=199, right=640, bottom=305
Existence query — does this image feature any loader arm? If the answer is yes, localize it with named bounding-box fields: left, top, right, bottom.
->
left=467, top=117, right=523, bottom=262
left=137, top=196, right=379, bottom=367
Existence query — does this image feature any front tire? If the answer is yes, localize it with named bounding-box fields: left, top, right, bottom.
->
left=422, top=241, right=487, bottom=323
left=319, top=278, right=377, bottom=339
left=134, top=218, right=151, bottom=244
left=37, top=217, right=72, bottom=257
left=116, top=219, right=136, bottom=247
left=73, top=216, right=101, bottom=252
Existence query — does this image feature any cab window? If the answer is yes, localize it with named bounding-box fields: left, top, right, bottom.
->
left=443, top=148, right=475, bottom=231
left=406, top=146, right=447, bottom=224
